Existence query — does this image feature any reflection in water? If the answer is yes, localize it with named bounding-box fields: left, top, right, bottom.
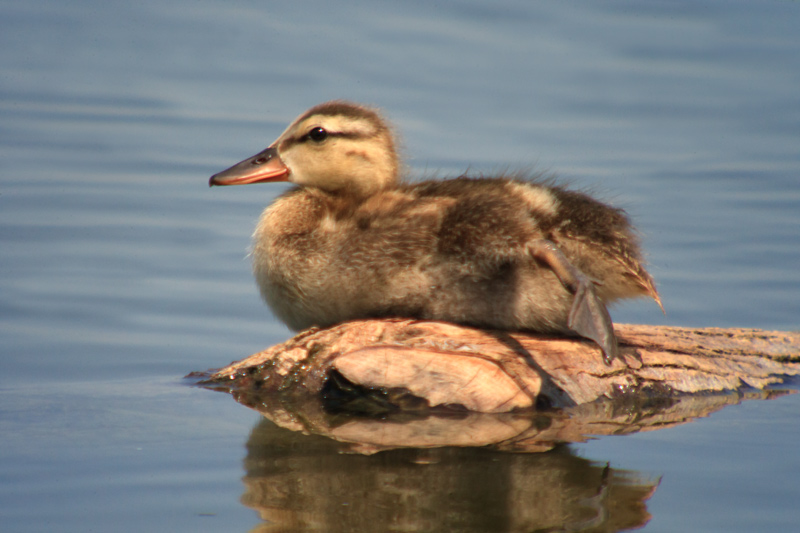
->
left=206, top=383, right=789, bottom=531
left=242, top=418, right=657, bottom=532
left=212, top=382, right=781, bottom=454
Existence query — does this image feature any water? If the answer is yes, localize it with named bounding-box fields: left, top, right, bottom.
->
left=1, top=1, right=799, bottom=531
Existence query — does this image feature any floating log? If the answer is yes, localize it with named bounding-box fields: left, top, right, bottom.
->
left=199, top=319, right=800, bottom=411
left=194, top=319, right=799, bottom=452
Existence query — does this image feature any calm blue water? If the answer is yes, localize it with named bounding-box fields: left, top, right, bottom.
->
left=1, top=1, right=799, bottom=531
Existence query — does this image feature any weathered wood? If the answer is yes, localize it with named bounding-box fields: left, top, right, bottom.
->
left=200, top=319, right=800, bottom=412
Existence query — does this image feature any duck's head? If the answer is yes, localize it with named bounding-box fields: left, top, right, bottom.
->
left=209, top=101, right=399, bottom=196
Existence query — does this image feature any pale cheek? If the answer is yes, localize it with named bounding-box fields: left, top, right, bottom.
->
left=290, top=168, right=310, bottom=186
left=282, top=150, right=313, bottom=186
left=291, top=156, right=347, bottom=190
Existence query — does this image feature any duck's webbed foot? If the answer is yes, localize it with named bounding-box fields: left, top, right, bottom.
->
left=527, top=239, right=619, bottom=365
left=568, top=275, right=619, bottom=365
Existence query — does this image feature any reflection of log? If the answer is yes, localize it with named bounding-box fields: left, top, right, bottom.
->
left=226, top=383, right=784, bottom=454
left=200, top=319, right=800, bottom=412
left=242, top=418, right=658, bottom=532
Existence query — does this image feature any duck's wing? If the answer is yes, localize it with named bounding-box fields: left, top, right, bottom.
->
left=609, top=245, right=664, bottom=312
left=547, top=184, right=664, bottom=311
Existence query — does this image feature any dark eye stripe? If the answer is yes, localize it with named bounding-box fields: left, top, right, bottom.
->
left=297, top=130, right=364, bottom=143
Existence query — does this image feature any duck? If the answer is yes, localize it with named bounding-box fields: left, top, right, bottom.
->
left=209, top=100, right=662, bottom=364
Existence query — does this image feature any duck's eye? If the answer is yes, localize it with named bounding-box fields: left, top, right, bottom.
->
left=307, top=127, right=328, bottom=142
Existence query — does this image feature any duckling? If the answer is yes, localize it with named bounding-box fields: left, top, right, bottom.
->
left=210, top=101, right=662, bottom=364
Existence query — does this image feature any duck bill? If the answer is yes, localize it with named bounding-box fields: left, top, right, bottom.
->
left=209, top=146, right=289, bottom=186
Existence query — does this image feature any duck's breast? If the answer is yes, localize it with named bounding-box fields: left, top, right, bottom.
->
left=252, top=188, right=447, bottom=329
